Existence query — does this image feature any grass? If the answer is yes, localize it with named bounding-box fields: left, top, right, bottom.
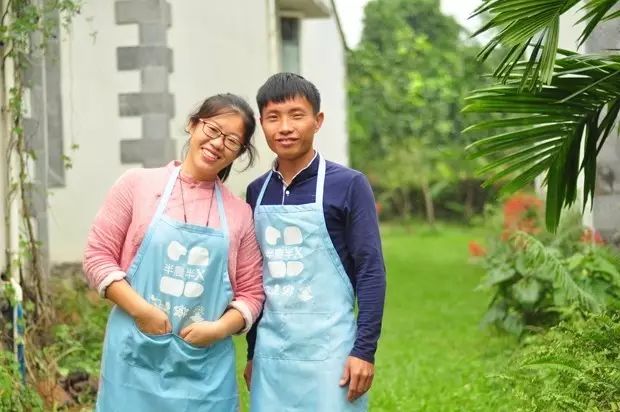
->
left=30, top=223, right=522, bottom=410
left=234, top=223, right=522, bottom=411
left=38, top=221, right=617, bottom=410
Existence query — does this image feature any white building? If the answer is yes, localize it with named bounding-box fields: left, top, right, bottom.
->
left=37, top=0, right=348, bottom=264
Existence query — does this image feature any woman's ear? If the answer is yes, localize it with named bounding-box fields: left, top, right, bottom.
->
left=186, top=119, right=198, bottom=135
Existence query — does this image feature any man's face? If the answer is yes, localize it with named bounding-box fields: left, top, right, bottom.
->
left=260, top=96, right=324, bottom=162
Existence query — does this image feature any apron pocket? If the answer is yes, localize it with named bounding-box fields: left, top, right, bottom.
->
left=256, top=311, right=331, bottom=361
left=121, top=324, right=211, bottom=380
left=166, top=336, right=231, bottom=381
left=122, top=326, right=171, bottom=372
left=118, top=326, right=237, bottom=401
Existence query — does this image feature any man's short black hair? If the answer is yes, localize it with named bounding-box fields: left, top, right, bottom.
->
left=256, top=72, right=321, bottom=115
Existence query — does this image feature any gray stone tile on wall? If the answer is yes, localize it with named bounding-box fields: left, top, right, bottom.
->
left=115, top=0, right=175, bottom=167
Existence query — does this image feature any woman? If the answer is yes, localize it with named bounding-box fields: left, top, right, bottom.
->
left=83, top=94, right=264, bottom=411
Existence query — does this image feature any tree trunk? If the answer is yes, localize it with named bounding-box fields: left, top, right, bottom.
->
left=464, top=179, right=476, bottom=223
left=389, top=187, right=405, bottom=221
left=400, top=187, right=411, bottom=222
left=421, top=182, right=435, bottom=227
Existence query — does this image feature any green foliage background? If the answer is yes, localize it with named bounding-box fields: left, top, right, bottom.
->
left=347, top=0, right=500, bottom=222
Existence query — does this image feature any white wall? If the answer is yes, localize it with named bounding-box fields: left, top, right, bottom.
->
left=301, top=16, right=349, bottom=166
left=49, top=1, right=130, bottom=263
left=47, top=1, right=349, bottom=263
left=168, top=0, right=275, bottom=198
left=49, top=1, right=273, bottom=262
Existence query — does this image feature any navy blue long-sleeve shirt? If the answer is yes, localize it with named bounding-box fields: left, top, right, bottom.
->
left=245, top=154, right=386, bottom=363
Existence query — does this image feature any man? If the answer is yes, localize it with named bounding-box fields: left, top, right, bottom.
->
left=245, top=72, right=386, bottom=411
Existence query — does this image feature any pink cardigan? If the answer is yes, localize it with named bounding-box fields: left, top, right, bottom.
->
left=83, top=161, right=264, bottom=332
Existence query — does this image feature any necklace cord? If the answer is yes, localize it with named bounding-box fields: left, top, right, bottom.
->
left=177, top=176, right=216, bottom=226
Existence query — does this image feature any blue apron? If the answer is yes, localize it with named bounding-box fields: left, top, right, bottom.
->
left=97, top=166, right=238, bottom=412
left=250, top=155, right=368, bottom=411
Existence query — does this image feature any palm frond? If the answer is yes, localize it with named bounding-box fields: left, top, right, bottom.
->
left=465, top=54, right=620, bottom=231
left=472, top=0, right=620, bottom=90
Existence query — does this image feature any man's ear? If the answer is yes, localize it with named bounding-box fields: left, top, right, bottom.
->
left=315, top=112, right=325, bottom=132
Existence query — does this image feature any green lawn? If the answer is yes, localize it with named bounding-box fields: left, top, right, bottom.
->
left=234, top=224, right=521, bottom=411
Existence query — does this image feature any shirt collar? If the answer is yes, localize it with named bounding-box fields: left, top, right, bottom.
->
left=170, top=160, right=217, bottom=188
left=272, top=151, right=319, bottom=187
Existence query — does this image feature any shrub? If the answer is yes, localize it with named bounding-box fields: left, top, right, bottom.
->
left=0, top=350, right=43, bottom=411
left=476, top=196, right=620, bottom=336
left=497, top=312, right=620, bottom=411
left=27, top=273, right=109, bottom=408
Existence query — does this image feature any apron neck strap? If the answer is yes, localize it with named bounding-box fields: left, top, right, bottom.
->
left=255, top=169, right=272, bottom=207
left=154, top=166, right=181, bottom=220
left=214, top=182, right=228, bottom=235
left=315, top=154, right=326, bottom=206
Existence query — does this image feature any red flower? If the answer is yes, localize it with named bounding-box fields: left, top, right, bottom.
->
left=581, top=227, right=605, bottom=245
left=468, top=240, right=487, bottom=257
left=502, top=193, right=544, bottom=238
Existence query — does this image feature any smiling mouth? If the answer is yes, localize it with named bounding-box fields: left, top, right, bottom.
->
left=201, top=147, right=221, bottom=161
left=276, top=138, right=298, bottom=145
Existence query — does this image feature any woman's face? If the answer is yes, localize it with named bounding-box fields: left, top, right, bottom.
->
left=185, top=112, right=246, bottom=180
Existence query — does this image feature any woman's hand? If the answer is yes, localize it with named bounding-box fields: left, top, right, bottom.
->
left=180, top=321, right=225, bottom=347
left=180, top=308, right=245, bottom=346
left=105, top=280, right=172, bottom=335
left=134, top=304, right=172, bottom=335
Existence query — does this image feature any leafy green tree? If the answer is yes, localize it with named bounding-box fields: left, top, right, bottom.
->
left=348, top=0, right=498, bottom=222
left=377, top=138, right=452, bottom=225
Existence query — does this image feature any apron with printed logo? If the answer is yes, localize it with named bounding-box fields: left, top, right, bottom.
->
left=250, top=155, right=367, bottom=411
left=97, top=167, right=238, bottom=412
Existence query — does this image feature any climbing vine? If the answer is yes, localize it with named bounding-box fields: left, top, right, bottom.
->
left=1, top=0, right=80, bottom=347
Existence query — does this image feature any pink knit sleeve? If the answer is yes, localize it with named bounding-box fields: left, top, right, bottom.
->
left=83, top=169, right=137, bottom=295
left=228, top=205, right=265, bottom=332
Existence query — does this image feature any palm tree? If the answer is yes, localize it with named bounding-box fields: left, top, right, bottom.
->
left=464, top=0, right=620, bottom=231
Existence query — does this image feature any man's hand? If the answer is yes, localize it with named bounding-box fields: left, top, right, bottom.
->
left=339, top=356, right=375, bottom=402
left=134, top=304, right=172, bottom=335
left=244, top=360, right=253, bottom=390
left=180, top=321, right=225, bottom=347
